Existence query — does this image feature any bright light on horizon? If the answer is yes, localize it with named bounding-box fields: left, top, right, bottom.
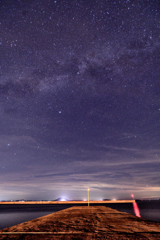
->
left=60, top=198, right=67, bottom=201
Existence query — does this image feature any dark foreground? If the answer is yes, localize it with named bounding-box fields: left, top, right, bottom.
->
left=0, top=206, right=160, bottom=239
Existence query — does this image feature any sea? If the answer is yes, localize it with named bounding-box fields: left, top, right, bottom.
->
left=0, top=201, right=160, bottom=230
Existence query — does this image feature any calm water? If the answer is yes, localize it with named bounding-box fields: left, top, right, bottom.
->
left=107, top=200, right=160, bottom=222
left=0, top=201, right=160, bottom=230
left=107, top=201, right=160, bottom=223
left=0, top=204, right=68, bottom=230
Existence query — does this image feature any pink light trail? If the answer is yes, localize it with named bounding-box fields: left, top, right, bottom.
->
left=131, top=194, right=141, bottom=218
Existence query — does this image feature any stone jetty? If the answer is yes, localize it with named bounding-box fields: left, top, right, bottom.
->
left=0, top=206, right=160, bottom=239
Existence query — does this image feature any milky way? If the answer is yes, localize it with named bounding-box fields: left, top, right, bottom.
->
left=0, top=0, right=160, bottom=200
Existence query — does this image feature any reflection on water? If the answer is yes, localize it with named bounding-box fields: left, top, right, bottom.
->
left=108, top=201, right=160, bottom=223
left=114, top=208, right=160, bottom=223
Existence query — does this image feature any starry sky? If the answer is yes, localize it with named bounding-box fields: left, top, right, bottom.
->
left=0, top=0, right=160, bottom=201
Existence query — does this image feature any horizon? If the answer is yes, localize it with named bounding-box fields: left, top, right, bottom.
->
left=1, top=198, right=160, bottom=202
left=0, top=196, right=160, bottom=202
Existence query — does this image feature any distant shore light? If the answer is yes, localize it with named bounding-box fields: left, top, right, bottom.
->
left=60, top=198, right=66, bottom=201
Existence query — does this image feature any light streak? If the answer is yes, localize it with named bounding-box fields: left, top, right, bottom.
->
left=131, top=194, right=141, bottom=218
left=88, top=188, right=90, bottom=206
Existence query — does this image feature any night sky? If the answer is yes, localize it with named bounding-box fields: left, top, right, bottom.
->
left=0, top=0, right=160, bottom=201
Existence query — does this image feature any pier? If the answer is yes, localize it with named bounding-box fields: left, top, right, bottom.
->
left=0, top=206, right=160, bottom=239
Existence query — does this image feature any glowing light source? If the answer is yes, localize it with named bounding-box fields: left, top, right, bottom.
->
left=131, top=194, right=141, bottom=218
left=60, top=198, right=66, bottom=201
left=133, top=202, right=141, bottom=218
